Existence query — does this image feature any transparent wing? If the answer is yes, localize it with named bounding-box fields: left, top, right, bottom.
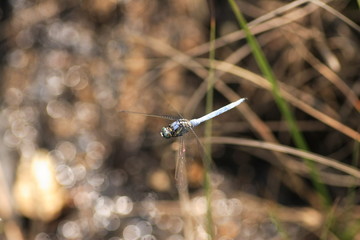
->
left=175, top=136, right=188, bottom=191
left=119, top=110, right=179, bottom=120
left=188, top=127, right=216, bottom=179
left=175, top=136, right=193, bottom=240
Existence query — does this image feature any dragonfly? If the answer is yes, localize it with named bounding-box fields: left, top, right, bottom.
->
left=120, top=98, right=247, bottom=187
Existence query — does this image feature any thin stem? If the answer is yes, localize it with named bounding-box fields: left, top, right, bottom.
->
left=203, top=0, right=216, bottom=239
left=227, top=0, right=331, bottom=207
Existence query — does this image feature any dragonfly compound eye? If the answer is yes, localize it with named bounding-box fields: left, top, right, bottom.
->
left=160, top=127, right=172, bottom=139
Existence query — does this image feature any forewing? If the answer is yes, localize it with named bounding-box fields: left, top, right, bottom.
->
left=119, top=110, right=178, bottom=120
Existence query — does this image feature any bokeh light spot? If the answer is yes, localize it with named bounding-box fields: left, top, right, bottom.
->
left=34, top=232, right=51, bottom=240
left=115, top=196, right=133, bottom=215
left=60, top=221, right=82, bottom=239
left=191, top=197, right=207, bottom=216
left=95, top=196, right=114, bottom=217
left=136, top=220, right=152, bottom=235
left=55, top=164, right=75, bottom=187
left=141, top=234, right=156, bottom=240
left=123, top=225, right=141, bottom=240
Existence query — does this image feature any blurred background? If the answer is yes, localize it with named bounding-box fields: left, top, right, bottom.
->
left=0, top=0, right=359, bottom=239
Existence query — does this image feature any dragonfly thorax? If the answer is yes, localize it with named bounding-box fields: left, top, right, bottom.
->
left=160, top=119, right=193, bottom=139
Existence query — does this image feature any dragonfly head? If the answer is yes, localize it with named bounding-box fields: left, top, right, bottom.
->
left=160, top=127, right=172, bottom=139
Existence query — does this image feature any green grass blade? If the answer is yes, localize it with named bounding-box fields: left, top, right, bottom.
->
left=227, top=0, right=331, bottom=207
left=203, top=1, right=216, bottom=239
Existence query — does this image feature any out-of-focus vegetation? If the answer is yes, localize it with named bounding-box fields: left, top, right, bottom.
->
left=0, top=0, right=359, bottom=239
